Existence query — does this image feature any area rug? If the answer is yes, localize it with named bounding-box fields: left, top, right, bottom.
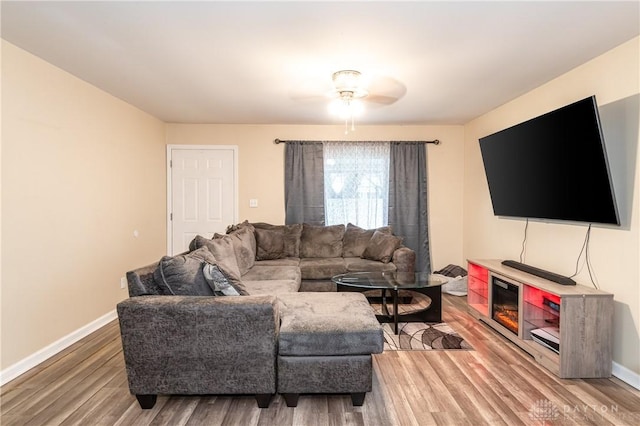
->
left=382, top=322, right=473, bottom=351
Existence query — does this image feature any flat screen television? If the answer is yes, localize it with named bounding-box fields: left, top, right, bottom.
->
left=479, top=96, right=619, bottom=226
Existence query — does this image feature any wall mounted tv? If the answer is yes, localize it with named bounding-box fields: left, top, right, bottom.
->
left=479, top=96, right=620, bottom=226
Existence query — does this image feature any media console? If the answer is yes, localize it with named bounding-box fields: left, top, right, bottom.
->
left=467, top=259, right=613, bottom=379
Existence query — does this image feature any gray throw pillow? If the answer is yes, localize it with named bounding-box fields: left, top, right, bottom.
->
left=343, top=223, right=393, bottom=257
left=153, top=247, right=216, bottom=296
left=252, top=223, right=302, bottom=257
left=361, top=230, right=403, bottom=263
left=203, top=263, right=240, bottom=296
left=215, top=225, right=256, bottom=275
left=190, top=235, right=249, bottom=295
left=254, top=227, right=285, bottom=260
left=299, top=223, right=345, bottom=258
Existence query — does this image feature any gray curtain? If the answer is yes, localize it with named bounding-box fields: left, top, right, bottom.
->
left=388, top=142, right=431, bottom=272
left=284, top=141, right=325, bottom=225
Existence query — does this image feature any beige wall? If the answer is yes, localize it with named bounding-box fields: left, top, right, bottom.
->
left=463, top=37, right=640, bottom=374
left=1, top=41, right=167, bottom=370
left=166, top=124, right=465, bottom=271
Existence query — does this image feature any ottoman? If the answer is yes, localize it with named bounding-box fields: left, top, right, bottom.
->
left=277, top=292, right=384, bottom=407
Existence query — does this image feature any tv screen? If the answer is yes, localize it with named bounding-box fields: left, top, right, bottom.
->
left=479, top=96, right=619, bottom=225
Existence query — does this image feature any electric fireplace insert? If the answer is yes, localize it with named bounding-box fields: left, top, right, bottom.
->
left=492, top=276, right=519, bottom=335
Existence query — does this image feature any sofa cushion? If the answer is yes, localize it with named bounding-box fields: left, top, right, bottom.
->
left=190, top=235, right=248, bottom=295
left=299, top=258, right=347, bottom=280
left=362, top=231, right=403, bottom=264
left=298, top=280, right=337, bottom=292
left=216, top=225, right=256, bottom=275
left=344, top=257, right=397, bottom=273
left=153, top=247, right=216, bottom=296
left=278, top=292, right=383, bottom=356
left=300, top=224, right=345, bottom=258
left=252, top=223, right=303, bottom=258
left=343, top=223, right=393, bottom=257
left=242, top=265, right=301, bottom=283
left=254, top=228, right=286, bottom=260
left=243, top=279, right=301, bottom=295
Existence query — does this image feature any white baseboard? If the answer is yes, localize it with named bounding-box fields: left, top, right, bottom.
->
left=612, top=361, right=640, bottom=390
left=0, top=310, right=118, bottom=386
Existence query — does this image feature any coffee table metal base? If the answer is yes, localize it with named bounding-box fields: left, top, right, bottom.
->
left=338, top=285, right=442, bottom=334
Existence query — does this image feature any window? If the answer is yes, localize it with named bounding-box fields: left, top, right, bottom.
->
left=323, top=142, right=389, bottom=228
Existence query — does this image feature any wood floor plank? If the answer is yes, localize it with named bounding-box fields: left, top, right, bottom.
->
left=58, top=386, right=132, bottom=426
left=359, top=363, right=397, bottom=426
left=455, top=356, right=528, bottom=425
left=2, top=293, right=640, bottom=426
left=256, top=395, right=295, bottom=426
left=23, top=366, right=121, bottom=426
left=291, top=395, right=331, bottom=426
left=423, top=351, right=504, bottom=425
left=148, top=396, right=200, bottom=426
left=112, top=396, right=168, bottom=426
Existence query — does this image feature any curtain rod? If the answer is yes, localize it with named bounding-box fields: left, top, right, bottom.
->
left=274, top=138, right=440, bottom=145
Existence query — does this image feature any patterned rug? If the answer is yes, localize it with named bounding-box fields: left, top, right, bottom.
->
left=382, top=322, right=473, bottom=351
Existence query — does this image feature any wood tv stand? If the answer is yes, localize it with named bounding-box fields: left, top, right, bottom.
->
left=467, top=259, right=613, bottom=378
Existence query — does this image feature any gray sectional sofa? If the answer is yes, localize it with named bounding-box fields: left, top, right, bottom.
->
left=117, top=222, right=415, bottom=409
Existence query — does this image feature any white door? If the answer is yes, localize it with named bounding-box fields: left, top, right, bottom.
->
left=168, top=145, right=238, bottom=254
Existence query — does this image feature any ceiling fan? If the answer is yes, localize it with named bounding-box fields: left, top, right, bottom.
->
left=290, top=69, right=406, bottom=133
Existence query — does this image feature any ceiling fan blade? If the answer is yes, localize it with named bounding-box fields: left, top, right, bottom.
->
left=364, top=94, right=400, bottom=105
left=367, top=75, right=407, bottom=101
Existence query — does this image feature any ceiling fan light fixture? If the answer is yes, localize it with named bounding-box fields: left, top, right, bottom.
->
left=328, top=70, right=369, bottom=134
left=328, top=97, right=365, bottom=119
left=330, top=70, right=369, bottom=99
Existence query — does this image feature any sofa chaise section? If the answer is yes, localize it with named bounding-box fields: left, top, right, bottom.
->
left=276, top=292, right=384, bottom=407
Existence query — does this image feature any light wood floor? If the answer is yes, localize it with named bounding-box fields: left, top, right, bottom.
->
left=2, top=294, right=639, bottom=425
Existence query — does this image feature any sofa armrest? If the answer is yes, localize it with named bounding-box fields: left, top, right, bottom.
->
left=392, top=247, right=416, bottom=272
left=126, top=262, right=159, bottom=296
left=117, top=295, right=278, bottom=396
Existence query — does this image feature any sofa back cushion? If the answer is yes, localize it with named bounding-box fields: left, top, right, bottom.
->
left=215, top=224, right=256, bottom=274
left=342, top=223, right=393, bottom=257
left=153, top=247, right=216, bottom=296
left=252, top=223, right=302, bottom=258
left=300, top=223, right=345, bottom=258
left=254, top=228, right=286, bottom=260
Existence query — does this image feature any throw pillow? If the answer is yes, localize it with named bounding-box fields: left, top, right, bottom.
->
left=203, top=263, right=240, bottom=296
left=343, top=223, right=393, bottom=257
left=361, top=230, right=403, bottom=263
left=153, top=247, right=216, bottom=296
left=252, top=223, right=302, bottom=257
left=254, top=227, right=285, bottom=260
left=225, top=219, right=252, bottom=234
left=190, top=235, right=249, bottom=295
left=299, top=223, right=345, bottom=258
left=215, top=225, right=256, bottom=275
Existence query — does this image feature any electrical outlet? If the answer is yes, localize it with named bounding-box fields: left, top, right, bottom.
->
left=249, top=199, right=258, bottom=208
left=120, top=277, right=127, bottom=289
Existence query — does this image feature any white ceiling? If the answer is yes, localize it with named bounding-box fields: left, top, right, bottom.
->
left=2, top=1, right=639, bottom=125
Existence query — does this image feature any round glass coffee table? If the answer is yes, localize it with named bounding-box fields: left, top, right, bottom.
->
left=332, top=271, right=446, bottom=334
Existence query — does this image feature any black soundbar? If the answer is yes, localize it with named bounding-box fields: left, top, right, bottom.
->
left=501, top=260, right=576, bottom=286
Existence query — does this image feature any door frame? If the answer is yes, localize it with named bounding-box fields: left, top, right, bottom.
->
left=166, top=144, right=239, bottom=254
